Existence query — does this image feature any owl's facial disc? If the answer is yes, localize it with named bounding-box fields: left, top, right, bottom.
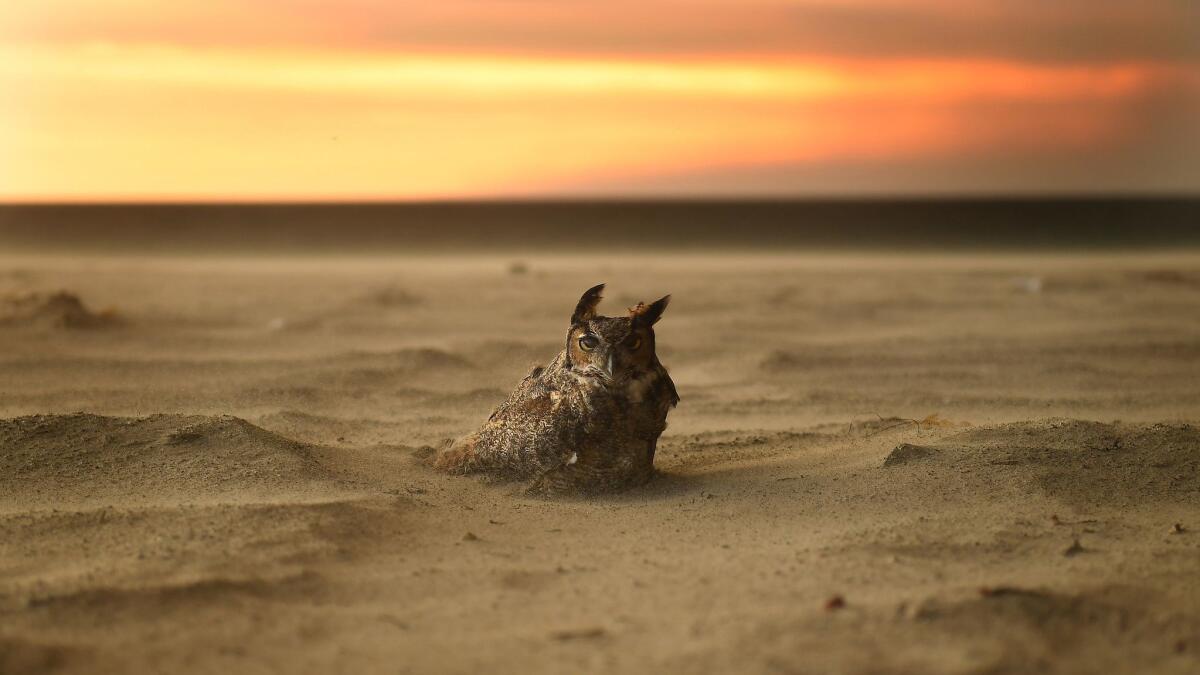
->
left=565, top=287, right=668, bottom=383
left=569, top=316, right=654, bottom=384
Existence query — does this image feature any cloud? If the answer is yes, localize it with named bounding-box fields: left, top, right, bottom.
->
left=538, top=148, right=1200, bottom=198
left=3, top=1, right=1197, bottom=65
left=1, top=1, right=1196, bottom=198
left=531, top=75, right=1200, bottom=196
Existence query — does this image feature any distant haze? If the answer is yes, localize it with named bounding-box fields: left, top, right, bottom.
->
left=1, top=1, right=1198, bottom=201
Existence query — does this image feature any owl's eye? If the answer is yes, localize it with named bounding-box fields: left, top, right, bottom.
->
left=628, top=336, right=642, bottom=350
left=578, top=334, right=599, bottom=351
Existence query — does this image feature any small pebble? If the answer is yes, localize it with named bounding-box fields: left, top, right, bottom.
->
left=1063, top=539, right=1085, bottom=557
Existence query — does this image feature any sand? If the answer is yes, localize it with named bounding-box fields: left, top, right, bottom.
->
left=1, top=251, right=1198, bottom=674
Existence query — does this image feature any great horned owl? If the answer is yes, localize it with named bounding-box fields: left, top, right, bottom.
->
left=434, top=284, right=678, bottom=494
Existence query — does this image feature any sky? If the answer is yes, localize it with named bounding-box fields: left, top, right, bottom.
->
left=1, top=0, right=1197, bottom=201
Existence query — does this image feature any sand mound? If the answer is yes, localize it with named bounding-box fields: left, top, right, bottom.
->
left=0, top=291, right=118, bottom=329
left=0, top=637, right=81, bottom=674
left=354, top=347, right=472, bottom=370
left=360, top=285, right=422, bottom=307
left=685, top=584, right=1198, bottom=675
left=0, top=413, right=337, bottom=510
left=301, top=348, right=475, bottom=387
left=468, top=340, right=560, bottom=366
left=254, top=409, right=419, bottom=447
left=891, top=419, right=1200, bottom=507
left=883, top=442, right=938, bottom=466
left=902, top=586, right=1198, bottom=673
left=657, top=429, right=834, bottom=472
left=1135, top=269, right=1200, bottom=288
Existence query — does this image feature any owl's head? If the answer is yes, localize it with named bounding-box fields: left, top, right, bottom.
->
left=565, top=283, right=669, bottom=382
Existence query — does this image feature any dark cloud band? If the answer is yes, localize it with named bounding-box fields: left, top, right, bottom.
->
left=6, top=1, right=1199, bottom=65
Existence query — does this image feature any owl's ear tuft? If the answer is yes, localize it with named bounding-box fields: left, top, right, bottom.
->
left=630, top=295, right=670, bottom=326
left=571, top=283, right=605, bottom=324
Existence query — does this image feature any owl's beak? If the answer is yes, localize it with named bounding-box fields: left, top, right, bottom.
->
left=584, top=349, right=615, bottom=382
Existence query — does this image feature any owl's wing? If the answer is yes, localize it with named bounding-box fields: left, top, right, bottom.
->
left=488, top=364, right=544, bottom=422
left=654, top=360, right=680, bottom=407
left=472, top=375, right=591, bottom=475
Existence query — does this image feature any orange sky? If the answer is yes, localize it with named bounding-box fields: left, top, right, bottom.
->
left=1, top=1, right=1197, bottom=200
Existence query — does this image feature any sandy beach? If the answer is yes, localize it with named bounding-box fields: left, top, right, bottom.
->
left=1, top=251, right=1198, bottom=674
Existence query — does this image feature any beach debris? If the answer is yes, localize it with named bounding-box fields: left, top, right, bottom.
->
left=856, top=412, right=965, bottom=438
left=915, top=413, right=961, bottom=429
left=164, top=429, right=205, bottom=445
left=550, top=627, right=606, bottom=641
left=377, top=614, right=410, bottom=630
left=1050, top=514, right=1099, bottom=526
left=462, top=531, right=479, bottom=542
left=266, top=315, right=321, bottom=332
left=1012, top=275, right=1043, bottom=293
left=1063, top=539, right=1085, bottom=557
left=765, top=285, right=800, bottom=307
left=824, top=595, right=846, bottom=611
left=365, top=285, right=422, bottom=307
left=978, top=586, right=1045, bottom=599
left=883, top=443, right=938, bottom=467
left=0, top=290, right=119, bottom=329
left=1140, top=269, right=1200, bottom=287
left=1171, top=523, right=1186, bottom=535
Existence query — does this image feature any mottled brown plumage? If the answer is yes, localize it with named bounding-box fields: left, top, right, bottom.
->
left=434, top=284, right=678, bottom=494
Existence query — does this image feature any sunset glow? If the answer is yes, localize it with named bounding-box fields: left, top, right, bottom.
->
left=1, top=1, right=1197, bottom=200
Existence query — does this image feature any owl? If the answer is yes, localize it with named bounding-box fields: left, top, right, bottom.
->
left=434, top=283, right=679, bottom=494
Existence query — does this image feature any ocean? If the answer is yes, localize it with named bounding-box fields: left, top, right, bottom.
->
left=1, top=197, right=1197, bottom=254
